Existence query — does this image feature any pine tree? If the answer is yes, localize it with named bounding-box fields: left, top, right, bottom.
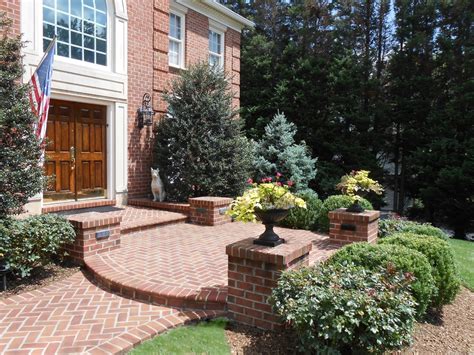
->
left=0, top=15, right=43, bottom=217
left=253, top=112, right=317, bottom=191
left=153, top=63, right=254, bottom=201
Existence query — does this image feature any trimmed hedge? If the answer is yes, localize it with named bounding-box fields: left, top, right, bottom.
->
left=0, top=214, right=76, bottom=277
left=318, top=194, right=373, bottom=232
left=271, top=262, right=416, bottom=353
left=379, top=233, right=461, bottom=307
left=279, top=189, right=322, bottom=230
left=379, top=218, right=449, bottom=240
left=327, top=243, right=435, bottom=317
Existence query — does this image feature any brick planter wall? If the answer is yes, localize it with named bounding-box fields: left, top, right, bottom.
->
left=226, top=236, right=313, bottom=330
left=328, top=209, right=380, bottom=245
left=188, top=197, right=232, bottom=226
left=65, top=213, right=122, bottom=265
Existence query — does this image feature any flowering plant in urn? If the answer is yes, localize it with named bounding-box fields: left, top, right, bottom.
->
left=336, top=170, right=383, bottom=212
left=227, top=174, right=306, bottom=246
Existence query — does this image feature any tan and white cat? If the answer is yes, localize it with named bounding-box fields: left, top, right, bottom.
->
left=151, top=167, right=166, bottom=202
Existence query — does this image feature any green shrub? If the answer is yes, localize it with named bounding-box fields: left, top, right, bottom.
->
left=0, top=214, right=76, bottom=277
left=378, top=217, right=449, bottom=240
left=379, top=233, right=461, bottom=307
left=271, top=263, right=416, bottom=354
left=327, top=243, right=435, bottom=317
left=318, top=194, right=373, bottom=232
left=279, top=189, right=322, bottom=230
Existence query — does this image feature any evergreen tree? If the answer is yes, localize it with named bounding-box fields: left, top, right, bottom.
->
left=0, top=15, right=43, bottom=217
left=153, top=63, right=254, bottom=201
left=253, top=112, right=317, bottom=191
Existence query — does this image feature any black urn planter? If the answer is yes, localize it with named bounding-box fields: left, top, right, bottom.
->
left=253, top=208, right=289, bottom=247
left=346, top=200, right=365, bottom=213
left=0, top=258, right=7, bottom=272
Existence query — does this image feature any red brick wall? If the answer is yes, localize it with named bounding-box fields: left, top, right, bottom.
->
left=0, top=0, right=21, bottom=36
left=127, top=2, right=243, bottom=198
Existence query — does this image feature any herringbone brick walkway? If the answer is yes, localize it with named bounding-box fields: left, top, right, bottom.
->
left=0, top=272, right=222, bottom=354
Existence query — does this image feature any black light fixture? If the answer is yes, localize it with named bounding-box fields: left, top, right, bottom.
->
left=137, top=93, right=155, bottom=129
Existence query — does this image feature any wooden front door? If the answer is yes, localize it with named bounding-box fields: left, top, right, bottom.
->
left=43, top=100, right=107, bottom=202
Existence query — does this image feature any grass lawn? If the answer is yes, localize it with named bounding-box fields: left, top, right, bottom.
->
left=129, top=318, right=230, bottom=355
left=449, top=238, right=474, bottom=290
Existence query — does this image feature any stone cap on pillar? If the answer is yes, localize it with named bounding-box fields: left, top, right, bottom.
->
left=66, top=213, right=122, bottom=229
left=328, top=208, right=380, bottom=222
left=226, top=236, right=313, bottom=266
left=188, top=196, right=233, bottom=208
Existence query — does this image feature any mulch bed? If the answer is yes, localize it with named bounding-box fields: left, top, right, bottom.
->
left=226, top=287, right=474, bottom=354
left=0, top=262, right=80, bottom=299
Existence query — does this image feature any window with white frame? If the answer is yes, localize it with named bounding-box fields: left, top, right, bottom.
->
left=42, top=0, right=108, bottom=66
left=209, top=29, right=224, bottom=68
left=169, top=12, right=184, bottom=68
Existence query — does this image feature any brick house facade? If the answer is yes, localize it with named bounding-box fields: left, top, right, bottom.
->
left=2, top=0, right=252, bottom=212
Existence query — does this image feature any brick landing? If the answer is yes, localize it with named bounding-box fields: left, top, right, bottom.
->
left=85, top=222, right=340, bottom=310
left=57, top=205, right=188, bottom=234
left=0, top=272, right=223, bottom=354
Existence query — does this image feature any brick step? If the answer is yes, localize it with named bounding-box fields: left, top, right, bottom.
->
left=120, top=213, right=188, bottom=234
left=84, top=255, right=227, bottom=311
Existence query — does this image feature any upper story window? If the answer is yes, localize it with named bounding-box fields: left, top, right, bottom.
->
left=209, top=28, right=224, bottom=68
left=169, top=12, right=184, bottom=68
left=43, top=0, right=108, bottom=66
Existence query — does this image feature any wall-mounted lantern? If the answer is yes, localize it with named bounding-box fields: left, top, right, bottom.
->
left=137, top=93, right=155, bottom=129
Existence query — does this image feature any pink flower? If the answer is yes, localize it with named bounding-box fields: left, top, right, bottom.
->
left=276, top=172, right=282, bottom=178
left=247, top=178, right=253, bottom=184
left=276, top=182, right=282, bottom=186
left=287, top=180, right=294, bottom=187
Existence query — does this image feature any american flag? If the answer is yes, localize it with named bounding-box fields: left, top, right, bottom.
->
left=29, top=37, right=56, bottom=140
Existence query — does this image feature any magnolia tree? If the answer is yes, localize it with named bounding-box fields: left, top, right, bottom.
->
left=0, top=15, right=43, bottom=217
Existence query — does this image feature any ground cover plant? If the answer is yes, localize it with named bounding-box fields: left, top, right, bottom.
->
left=153, top=63, right=253, bottom=201
left=271, top=262, right=417, bottom=354
left=0, top=214, right=76, bottom=277
left=378, top=217, right=449, bottom=240
left=129, top=318, right=230, bottom=355
left=379, top=233, right=460, bottom=307
left=328, top=243, right=434, bottom=317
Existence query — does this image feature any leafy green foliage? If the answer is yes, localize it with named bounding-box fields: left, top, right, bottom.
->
left=318, top=194, right=373, bottom=232
left=378, top=217, right=449, bottom=240
left=252, top=112, right=317, bottom=191
left=380, top=233, right=460, bottom=307
left=0, top=214, right=76, bottom=277
left=0, top=15, right=43, bottom=217
left=336, top=170, right=383, bottom=202
left=153, top=63, right=253, bottom=202
left=328, top=243, right=435, bottom=317
left=271, top=263, right=416, bottom=354
left=279, top=189, right=322, bottom=230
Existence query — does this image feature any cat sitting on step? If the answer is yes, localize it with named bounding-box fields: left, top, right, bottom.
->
left=151, top=167, right=166, bottom=202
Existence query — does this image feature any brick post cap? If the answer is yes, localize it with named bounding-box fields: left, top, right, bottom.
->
left=188, top=196, right=233, bottom=207
left=328, top=208, right=380, bottom=223
left=66, top=213, right=122, bottom=229
left=226, top=236, right=313, bottom=266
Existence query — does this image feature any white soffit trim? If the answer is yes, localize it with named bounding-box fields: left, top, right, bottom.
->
left=176, top=0, right=255, bottom=32
left=170, top=0, right=189, bottom=14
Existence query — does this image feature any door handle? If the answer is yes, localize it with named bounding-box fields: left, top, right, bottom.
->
left=70, top=146, right=76, bottom=170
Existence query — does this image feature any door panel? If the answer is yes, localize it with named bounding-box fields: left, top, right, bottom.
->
left=43, top=100, right=107, bottom=203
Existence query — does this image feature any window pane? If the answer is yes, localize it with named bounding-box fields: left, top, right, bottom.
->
left=84, top=6, right=94, bottom=22
left=96, top=11, right=106, bottom=26
left=57, top=42, right=69, bottom=57
left=169, top=14, right=181, bottom=39
left=84, top=50, right=94, bottom=63
left=57, top=27, right=69, bottom=42
left=209, top=54, right=220, bottom=67
left=57, top=0, right=69, bottom=12
left=43, top=39, right=52, bottom=52
left=83, top=0, right=94, bottom=7
left=96, top=39, right=106, bottom=53
left=96, top=53, right=107, bottom=66
left=96, top=0, right=107, bottom=12
left=71, top=46, right=82, bottom=60
left=43, top=7, right=54, bottom=24
left=84, top=35, right=94, bottom=50
left=71, top=17, right=82, bottom=31
left=71, top=32, right=82, bottom=46
left=84, top=21, right=94, bottom=35
left=71, top=1, right=81, bottom=17
left=43, top=0, right=55, bottom=8
left=96, top=25, right=106, bottom=39
left=57, top=12, right=69, bottom=28
left=43, top=23, right=55, bottom=39
left=169, top=40, right=180, bottom=66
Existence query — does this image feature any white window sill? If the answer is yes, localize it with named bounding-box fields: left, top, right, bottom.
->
left=169, top=64, right=187, bottom=70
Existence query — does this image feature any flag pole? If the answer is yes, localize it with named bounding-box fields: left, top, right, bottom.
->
left=35, top=36, right=56, bottom=71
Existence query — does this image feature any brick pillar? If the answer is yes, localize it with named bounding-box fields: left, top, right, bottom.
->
left=328, top=209, right=380, bottom=245
left=188, top=197, right=232, bottom=226
left=226, top=236, right=313, bottom=330
left=64, top=213, right=122, bottom=265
